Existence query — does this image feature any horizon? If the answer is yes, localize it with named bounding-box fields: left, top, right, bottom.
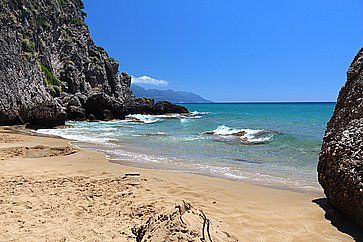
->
left=131, top=83, right=338, bottom=103
left=84, top=0, right=363, bottom=102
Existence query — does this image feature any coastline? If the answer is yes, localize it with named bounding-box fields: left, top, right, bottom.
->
left=0, top=126, right=358, bottom=241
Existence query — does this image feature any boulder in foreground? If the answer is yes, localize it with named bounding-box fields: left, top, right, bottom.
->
left=318, top=48, right=363, bottom=227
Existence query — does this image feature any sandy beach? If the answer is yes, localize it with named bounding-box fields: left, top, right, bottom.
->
left=0, top=127, right=360, bottom=241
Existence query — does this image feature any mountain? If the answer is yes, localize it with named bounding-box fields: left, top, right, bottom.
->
left=0, top=0, right=187, bottom=128
left=132, top=85, right=212, bottom=103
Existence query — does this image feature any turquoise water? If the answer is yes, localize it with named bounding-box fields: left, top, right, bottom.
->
left=38, top=103, right=335, bottom=194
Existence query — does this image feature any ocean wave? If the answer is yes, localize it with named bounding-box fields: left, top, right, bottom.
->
left=36, top=128, right=116, bottom=144
left=125, top=114, right=162, bottom=124
left=202, top=125, right=279, bottom=144
left=154, top=113, right=202, bottom=119
left=125, top=111, right=208, bottom=124
left=190, top=111, right=210, bottom=115
left=132, top=132, right=168, bottom=137
left=180, top=118, right=189, bottom=123
left=94, top=127, right=118, bottom=132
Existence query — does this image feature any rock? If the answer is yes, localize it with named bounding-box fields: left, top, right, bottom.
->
left=53, top=86, right=61, bottom=97
left=154, top=101, right=189, bottom=114
left=123, top=98, right=189, bottom=115
left=102, top=109, right=114, bottom=121
left=75, top=93, right=87, bottom=106
left=318, top=48, right=363, bottom=227
left=0, top=0, right=132, bottom=128
left=87, top=114, right=97, bottom=122
left=67, top=96, right=82, bottom=107
left=25, top=101, right=67, bottom=129
left=84, top=93, right=124, bottom=120
left=66, top=105, right=86, bottom=121
left=124, top=98, right=155, bottom=114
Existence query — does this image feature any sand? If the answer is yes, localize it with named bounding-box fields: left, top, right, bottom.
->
left=0, top=126, right=361, bottom=241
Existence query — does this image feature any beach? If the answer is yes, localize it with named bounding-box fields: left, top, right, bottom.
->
left=0, top=126, right=358, bottom=241
left=37, top=103, right=336, bottom=195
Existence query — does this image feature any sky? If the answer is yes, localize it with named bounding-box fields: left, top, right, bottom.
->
left=84, top=0, right=363, bottom=102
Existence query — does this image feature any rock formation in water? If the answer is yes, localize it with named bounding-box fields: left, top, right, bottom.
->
left=0, top=0, right=187, bottom=128
left=318, top=48, right=363, bottom=227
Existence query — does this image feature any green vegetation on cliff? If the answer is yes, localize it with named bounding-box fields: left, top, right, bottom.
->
left=37, top=62, right=61, bottom=88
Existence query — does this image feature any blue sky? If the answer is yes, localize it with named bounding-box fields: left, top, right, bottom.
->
left=84, top=0, right=363, bottom=102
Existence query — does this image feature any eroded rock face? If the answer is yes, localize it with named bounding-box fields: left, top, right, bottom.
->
left=0, top=0, right=132, bottom=127
left=318, top=48, right=363, bottom=227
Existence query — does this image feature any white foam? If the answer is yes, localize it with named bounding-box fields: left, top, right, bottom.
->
left=180, top=118, right=188, bottom=123
left=36, top=129, right=116, bottom=144
left=126, top=114, right=162, bottom=124
left=204, top=125, right=275, bottom=144
left=96, top=127, right=117, bottom=132
left=122, top=110, right=210, bottom=124
left=190, top=111, right=210, bottom=116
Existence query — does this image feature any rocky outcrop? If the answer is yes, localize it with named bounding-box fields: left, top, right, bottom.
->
left=318, top=48, right=363, bottom=227
left=84, top=93, right=124, bottom=120
left=25, top=101, right=67, bottom=129
left=124, top=98, right=156, bottom=115
left=0, top=0, right=131, bottom=127
left=124, top=99, right=189, bottom=115
left=0, top=0, right=188, bottom=128
left=154, top=101, right=189, bottom=114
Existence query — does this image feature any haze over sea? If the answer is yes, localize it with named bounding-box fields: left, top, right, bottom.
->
left=38, top=103, right=335, bottom=194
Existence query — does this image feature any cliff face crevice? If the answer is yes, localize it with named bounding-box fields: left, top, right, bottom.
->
left=0, top=0, right=186, bottom=128
left=318, top=48, right=363, bottom=227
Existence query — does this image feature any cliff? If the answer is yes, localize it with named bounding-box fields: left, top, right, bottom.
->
left=318, top=48, right=363, bottom=227
left=0, top=0, right=187, bottom=128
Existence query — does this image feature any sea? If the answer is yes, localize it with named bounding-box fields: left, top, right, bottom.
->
left=37, top=103, right=335, bottom=194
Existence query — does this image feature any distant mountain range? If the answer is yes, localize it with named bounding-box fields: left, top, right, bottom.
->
left=131, top=85, right=212, bottom=103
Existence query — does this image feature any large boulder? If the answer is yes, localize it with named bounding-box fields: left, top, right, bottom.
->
left=24, top=101, right=67, bottom=129
left=123, top=98, right=155, bottom=114
left=154, top=101, right=189, bottom=115
left=123, top=98, right=190, bottom=115
left=318, top=48, right=363, bottom=227
left=66, top=105, right=86, bottom=121
left=84, top=93, right=124, bottom=120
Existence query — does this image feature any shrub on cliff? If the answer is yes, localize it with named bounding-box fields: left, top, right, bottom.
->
left=37, top=62, right=61, bottom=87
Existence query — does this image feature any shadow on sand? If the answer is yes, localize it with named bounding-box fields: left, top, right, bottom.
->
left=312, top=198, right=363, bottom=241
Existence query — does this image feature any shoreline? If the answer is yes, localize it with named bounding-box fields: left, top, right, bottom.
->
left=108, top=157, right=323, bottom=196
left=36, top=125, right=324, bottom=196
left=0, top=126, right=360, bottom=241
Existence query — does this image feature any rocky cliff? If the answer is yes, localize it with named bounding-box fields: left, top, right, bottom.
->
left=0, top=0, right=187, bottom=128
left=318, top=48, right=363, bottom=227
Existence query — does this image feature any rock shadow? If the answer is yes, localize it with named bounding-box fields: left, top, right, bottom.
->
left=312, top=198, right=363, bottom=241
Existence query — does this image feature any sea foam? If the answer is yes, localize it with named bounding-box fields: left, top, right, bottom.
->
left=203, top=125, right=278, bottom=144
left=126, top=114, right=162, bottom=124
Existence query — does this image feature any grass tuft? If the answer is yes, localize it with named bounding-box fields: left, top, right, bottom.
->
left=37, top=62, right=61, bottom=87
